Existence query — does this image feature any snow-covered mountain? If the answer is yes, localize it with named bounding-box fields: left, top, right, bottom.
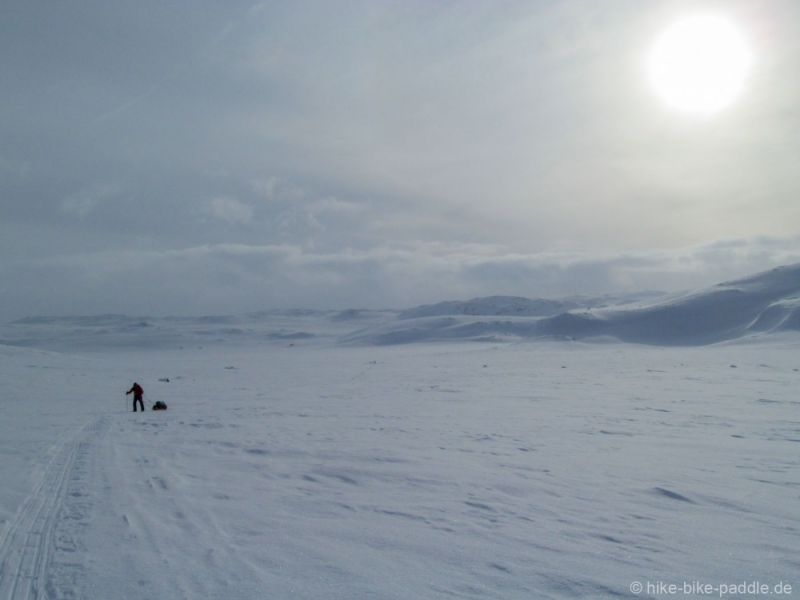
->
left=344, top=264, right=800, bottom=346
left=398, top=292, right=664, bottom=320
left=538, top=263, right=800, bottom=345
left=2, top=264, right=799, bottom=349
left=399, top=296, right=581, bottom=319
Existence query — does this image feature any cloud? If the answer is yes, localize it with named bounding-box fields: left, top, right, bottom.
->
left=60, top=183, right=123, bottom=219
left=0, top=155, right=31, bottom=180
left=1, top=2, right=799, bottom=321
left=206, top=196, right=254, bottom=225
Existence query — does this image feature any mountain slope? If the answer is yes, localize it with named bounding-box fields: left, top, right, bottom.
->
left=577, top=263, right=800, bottom=344
left=399, top=296, right=581, bottom=319
left=346, top=264, right=800, bottom=346
left=4, top=265, right=800, bottom=349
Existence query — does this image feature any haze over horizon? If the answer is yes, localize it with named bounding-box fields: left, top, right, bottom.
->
left=2, top=1, right=800, bottom=321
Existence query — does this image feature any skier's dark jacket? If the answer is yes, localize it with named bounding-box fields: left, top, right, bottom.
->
left=126, top=383, right=144, bottom=398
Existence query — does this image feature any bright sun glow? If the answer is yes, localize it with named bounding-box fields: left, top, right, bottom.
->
left=648, top=15, right=752, bottom=115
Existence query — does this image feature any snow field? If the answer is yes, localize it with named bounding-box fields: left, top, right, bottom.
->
left=1, top=340, right=799, bottom=598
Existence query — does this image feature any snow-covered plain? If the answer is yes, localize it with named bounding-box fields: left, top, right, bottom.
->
left=1, top=335, right=799, bottom=598
left=1, top=265, right=799, bottom=598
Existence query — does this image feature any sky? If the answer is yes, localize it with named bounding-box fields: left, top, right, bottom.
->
left=2, top=0, right=800, bottom=320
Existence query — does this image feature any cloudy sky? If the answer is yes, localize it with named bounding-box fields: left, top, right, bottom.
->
left=2, top=0, right=799, bottom=319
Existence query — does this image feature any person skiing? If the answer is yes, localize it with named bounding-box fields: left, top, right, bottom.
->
left=126, top=382, right=144, bottom=412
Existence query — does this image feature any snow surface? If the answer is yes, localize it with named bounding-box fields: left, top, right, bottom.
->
left=1, top=264, right=799, bottom=598
left=1, top=332, right=799, bottom=598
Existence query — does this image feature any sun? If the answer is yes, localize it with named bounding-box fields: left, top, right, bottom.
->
left=647, top=15, right=752, bottom=115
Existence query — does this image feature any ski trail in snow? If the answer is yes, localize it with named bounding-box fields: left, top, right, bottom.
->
left=1, top=410, right=274, bottom=600
left=0, top=417, right=107, bottom=600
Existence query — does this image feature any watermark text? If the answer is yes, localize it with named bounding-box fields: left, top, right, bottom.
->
left=629, top=580, right=792, bottom=597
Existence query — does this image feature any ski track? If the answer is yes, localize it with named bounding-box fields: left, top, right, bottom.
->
left=0, top=417, right=107, bottom=600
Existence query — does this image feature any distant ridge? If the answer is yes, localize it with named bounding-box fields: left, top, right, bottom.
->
left=344, top=264, right=800, bottom=346
left=399, top=296, right=579, bottom=319
left=4, top=265, right=800, bottom=349
left=398, top=292, right=663, bottom=320
left=0, top=310, right=391, bottom=351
